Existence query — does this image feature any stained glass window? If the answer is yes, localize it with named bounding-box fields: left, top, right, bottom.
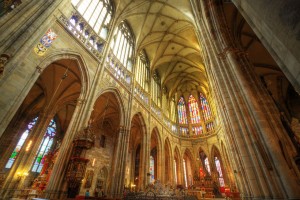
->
left=206, top=122, right=214, bottom=132
left=5, top=117, right=38, bottom=169
left=136, top=51, right=150, bottom=92
left=71, top=0, right=112, bottom=40
left=188, top=95, right=201, bottom=124
left=215, top=157, right=225, bottom=187
left=150, top=156, right=155, bottom=183
left=183, top=159, right=188, bottom=188
left=174, top=159, right=177, bottom=184
left=31, top=119, right=57, bottom=173
left=192, top=126, right=203, bottom=135
left=180, top=127, right=188, bottom=135
left=151, top=72, right=161, bottom=107
left=178, top=97, right=188, bottom=124
left=204, top=157, right=211, bottom=175
left=199, top=93, right=212, bottom=121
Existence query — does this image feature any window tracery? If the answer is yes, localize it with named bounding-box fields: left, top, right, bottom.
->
left=5, top=117, right=38, bottom=169
left=71, top=0, right=112, bottom=40
left=188, top=95, right=201, bottom=124
left=215, top=156, right=225, bottom=187
left=31, top=119, right=57, bottom=173
left=136, top=50, right=150, bottom=92
left=178, top=97, right=188, bottom=124
left=110, top=21, right=134, bottom=71
left=200, top=93, right=212, bottom=121
left=151, top=71, right=161, bottom=107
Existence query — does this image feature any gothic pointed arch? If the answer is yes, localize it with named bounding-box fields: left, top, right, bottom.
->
left=92, top=88, right=125, bottom=128
left=150, top=127, right=162, bottom=182
left=183, top=148, right=195, bottom=188
left=174, top=146, right=182, bottom=185
left=199, top=147, right=211, bottom=175
left=211, top=145, right=226, bottom=188
left=178, top=97, right=188, bottom=124
left=0, top=55, right=86, bottom=193
left=127, top=112, right=147, bottom=189
left=188, top=94, right=201, bottom=124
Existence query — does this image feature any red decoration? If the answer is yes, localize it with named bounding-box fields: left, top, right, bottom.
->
left=199, top=167, right=204, bottom=178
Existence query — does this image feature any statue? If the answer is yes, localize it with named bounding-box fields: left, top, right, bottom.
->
left=0, top=54, right=10, bottom=77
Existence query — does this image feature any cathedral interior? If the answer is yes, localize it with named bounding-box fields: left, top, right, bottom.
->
left=0, top=0, right=300, bottom=199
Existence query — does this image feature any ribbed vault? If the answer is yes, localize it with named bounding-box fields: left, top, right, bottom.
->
left=114, top=0, right=208, bottom=98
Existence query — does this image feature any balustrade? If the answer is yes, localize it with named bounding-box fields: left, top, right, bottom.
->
left=105, top=52, right=132, bottom=90
left=58, top=12, right=105, bottom=61
left=134, top=84, right=149, bottom=107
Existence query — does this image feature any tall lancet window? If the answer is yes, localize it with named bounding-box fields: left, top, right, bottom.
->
left=71, top=0, right=113, bottom=40
left=110, top=21, right=134, bottom=71
left=174, top=159, right=178, bottom=184
left=136, top=51, right=150, bottom=92
left=214, top=156, right=225, bottom=187
left=31, top=119, right=57, bottom=173
left=178, top=97, right=188, bottom=124
left=204, top=157, right=211, bottom=175
left=199, top=93, right=212, bottom=121
left=150, top=156, right=155, bottom=183
left=183, top=159, right=188, bottom=188
left=188, top=95, right=201, bottom=124
left=5, top=117, right=38, bottom=169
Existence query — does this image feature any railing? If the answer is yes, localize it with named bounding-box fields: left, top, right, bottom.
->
left=134, top=84, right=150, bottom=107
left=58, top=12, right=106, bottom=61
left=124, top=190, right=197, bottom=200
left=151, top=101, right=162, bottom=119
left=105, top=51, right=132, bottom=90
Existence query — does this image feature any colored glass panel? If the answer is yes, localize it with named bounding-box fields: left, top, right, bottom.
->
left=150, top=156, right=155, bottom=183
left=215, top=157, right=225, bottom=187
left=178, top=97, right=188, bottom=124
left=206, top=122, right=214, bottom=132
left=72, top=0, right=112, bottom=39
left=183, top=159, right=188, bottom=188
left=174, top=159, right=177, bottom=184
left=200, top=93, right=212, bottom=121
left=204, top=157, right=211, bottom=175
left=192, top=126, right=203, bottom=135
left=31, top=119, right=56, bottom=173
left=188, top=95, right=201, bottom=124
left=5, top=117, right=38, bottom=169
left=180, top=127, right=189, bottom=135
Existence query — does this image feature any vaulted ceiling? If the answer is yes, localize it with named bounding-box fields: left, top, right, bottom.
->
left=114, top=0, right=208, bottom=99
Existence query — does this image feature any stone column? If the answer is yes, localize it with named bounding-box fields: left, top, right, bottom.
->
left=43, top=98, right=87, bottom=199
left=0, top=0, right=72, bottom=138
left=231, top=0, right=300, bottom=93
left=191, top=0, right=300, bottom=198
left=140, top=130, right=148, bottom=189
left=109, top=126, right=130, bottom=197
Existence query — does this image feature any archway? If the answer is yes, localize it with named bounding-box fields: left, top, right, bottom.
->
left=128, top=113, right=146, bottom=190
left=211, top=145, right=227, bottom=194
left=199, top=148, right=211, bottom=176
left=150, top=127, right=161, bottom=183
left=0, top=58, right=83, bottom=197
left=86, top=91, right=123, bottom=197
left=174, top=146, right=181, bottom=187
left=183, top=148, right=195, bottom=188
